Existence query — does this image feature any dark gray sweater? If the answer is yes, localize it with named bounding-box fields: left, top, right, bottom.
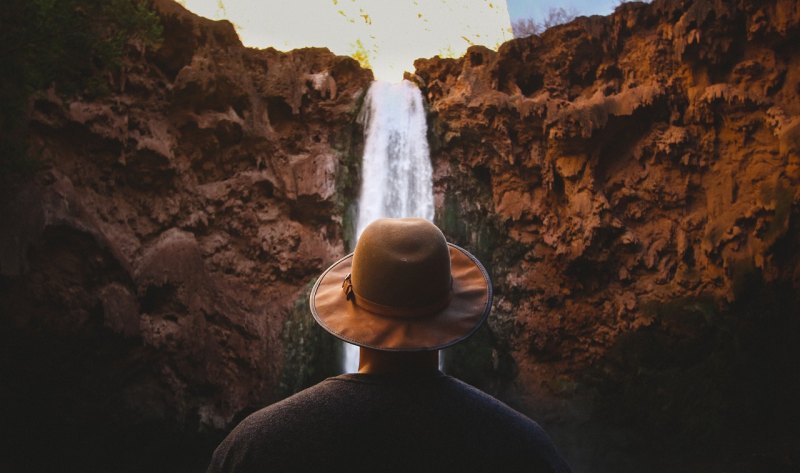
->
left=208, top=371, right=572, bottom=473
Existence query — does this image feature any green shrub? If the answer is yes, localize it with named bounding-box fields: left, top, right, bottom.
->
left=0, top=0, right=162, bottom=178
left=279, top=281, right=342, bottom=395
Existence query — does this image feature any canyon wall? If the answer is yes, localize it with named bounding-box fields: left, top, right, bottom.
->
left=2, top=0, right=799, bottom=471
left=0, top=1, right=371, bottom=470
left=414, top=0, right=800, bottom=470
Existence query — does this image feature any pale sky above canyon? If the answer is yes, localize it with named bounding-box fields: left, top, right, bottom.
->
left=178, top=0, right=625, bottom=81
left=507, top=0, right=624, bottom=24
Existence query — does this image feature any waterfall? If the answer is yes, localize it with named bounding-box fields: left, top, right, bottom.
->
left=342, top=80, right=434, bottom=373
left=356, top=80, right=434, bottom=236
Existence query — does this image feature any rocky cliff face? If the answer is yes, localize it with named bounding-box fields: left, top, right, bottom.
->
left=414, top=0, right=799, bottom=470
left=0, top=1, right=371, bottom=470
left=3, top=0, right=799, bottom=471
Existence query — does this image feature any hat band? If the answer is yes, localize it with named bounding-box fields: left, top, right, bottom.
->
left=342, top=273, right=453, bottom=318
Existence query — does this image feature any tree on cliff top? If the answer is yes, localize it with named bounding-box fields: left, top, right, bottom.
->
left=511, top=7, right=578, bottom=38
left=511, top=1, right=652, bottom=38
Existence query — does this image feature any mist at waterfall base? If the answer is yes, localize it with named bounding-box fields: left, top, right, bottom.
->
left=343, top=80, right=435, bottom=373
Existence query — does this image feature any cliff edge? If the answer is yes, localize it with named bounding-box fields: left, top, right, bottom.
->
left=416, top=0, right=799, bottom=470
left=0, top=1, right=371, bottom=470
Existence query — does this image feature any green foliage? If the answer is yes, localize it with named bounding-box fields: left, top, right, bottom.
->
left=443, top=323, right=516, bottom=395
left=333, top=89, right=368, bottom=252
left=350, top=39, right=373, bottom=71
left=2, top=0, right=162, bottom=97
left=279, top=281, right=342, bottom=396
left=437, top=190, right=508, bottom=273
left=0, top=0, right=162, bottom=178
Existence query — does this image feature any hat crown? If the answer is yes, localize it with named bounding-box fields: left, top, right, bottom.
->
left=352, top=218, right=451, bottom=312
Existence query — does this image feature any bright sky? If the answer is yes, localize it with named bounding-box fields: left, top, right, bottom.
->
left=177, top=1, right=629, bottom=81
left=177, top=0, right=513, bottom=81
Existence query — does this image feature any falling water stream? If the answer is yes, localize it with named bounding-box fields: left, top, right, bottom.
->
left=343, top=80, right=435, bottom=373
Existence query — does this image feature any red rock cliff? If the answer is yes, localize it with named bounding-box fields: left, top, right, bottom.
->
left=415, top=0, right=799, bottom=470
left=2, top=0, right=799, bottom=471
left=0, top=1, right=371, bottom=469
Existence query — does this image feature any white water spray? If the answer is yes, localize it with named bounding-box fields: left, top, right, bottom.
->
left=343, top=80, right=434, bottom=373
left=356, top=80, right=434, bottom=236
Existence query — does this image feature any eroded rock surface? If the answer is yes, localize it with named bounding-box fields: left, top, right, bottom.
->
left=3, top=0, right=799, bottom=471
left=0, top=1, right=370, bottom=469
left=416, top=0, right=799, bottom=470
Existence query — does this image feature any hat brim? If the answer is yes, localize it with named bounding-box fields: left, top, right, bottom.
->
left=309, top=243, right=492, bottom=351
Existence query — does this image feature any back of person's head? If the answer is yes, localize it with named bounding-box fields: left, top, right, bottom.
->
left=310, top=217, right=492, bottom=352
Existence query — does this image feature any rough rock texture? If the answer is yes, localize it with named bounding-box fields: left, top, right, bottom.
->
left=415, top=0, right=800, bottom=471
left=3, top=0, right=800, bottom=471
left=0, top=1, right=371, bottom=470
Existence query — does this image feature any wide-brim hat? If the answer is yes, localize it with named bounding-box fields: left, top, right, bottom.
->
left=309, top=218, right=492, bottom=351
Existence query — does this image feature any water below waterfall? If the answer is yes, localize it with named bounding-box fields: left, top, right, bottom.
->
left=343, top=80, right=434, bottom=373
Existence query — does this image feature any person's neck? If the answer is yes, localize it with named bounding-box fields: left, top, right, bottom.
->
left=358, top=347, right=439, bottom=376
